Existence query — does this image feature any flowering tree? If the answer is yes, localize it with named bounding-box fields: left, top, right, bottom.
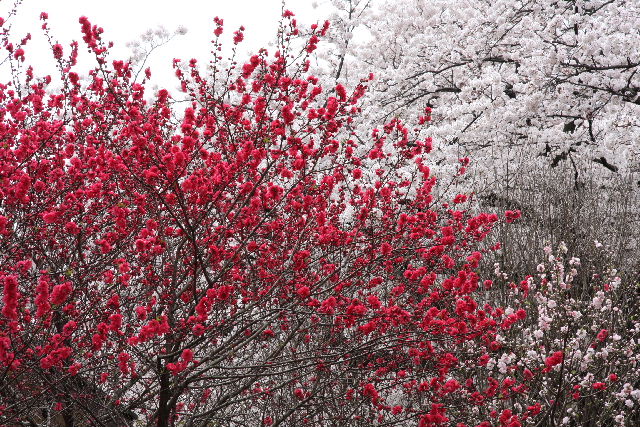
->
left=320, top=0, right=640, bottom=187
left=474, top=243, right=640, bottom=426
left=0, top=10, right=536, bottom=427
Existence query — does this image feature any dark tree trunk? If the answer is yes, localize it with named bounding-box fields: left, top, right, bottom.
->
left=157, top=364, right=171, bottom=427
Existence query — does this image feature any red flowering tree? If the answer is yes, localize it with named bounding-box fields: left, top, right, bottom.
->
left=0, top=11, right=540, bottom=427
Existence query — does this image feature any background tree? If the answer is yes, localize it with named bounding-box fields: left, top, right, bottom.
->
left=321, top=0, right=640, bottom=180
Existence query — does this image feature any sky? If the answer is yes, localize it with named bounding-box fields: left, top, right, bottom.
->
left=0, top=0, right=333, bottom=89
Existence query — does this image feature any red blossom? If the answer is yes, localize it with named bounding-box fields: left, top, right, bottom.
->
left=50, top=282, right=73, bottom=305
left=233, top=26, right=244, bottom=44
left=2, top=276, right=19, bottom=320
left=544, top=351, right=564, bottom=371
left=597, top=329, right=608, bottom=342
left=213, top=17, right=223, bottom=36
left=505, top=210, right=522, bottom=223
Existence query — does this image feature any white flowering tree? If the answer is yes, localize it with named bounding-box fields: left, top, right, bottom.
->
left=317, top=0, right=640, bottom=189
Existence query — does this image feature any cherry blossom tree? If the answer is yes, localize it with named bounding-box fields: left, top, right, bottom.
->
left=319, top=0, right=640, bottom=187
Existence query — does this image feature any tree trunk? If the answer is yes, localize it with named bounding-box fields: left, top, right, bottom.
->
left=157, top=364, right=171, bottom=427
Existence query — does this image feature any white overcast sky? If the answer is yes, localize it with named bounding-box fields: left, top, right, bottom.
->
left=1, top=0, right=333, bottom=88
